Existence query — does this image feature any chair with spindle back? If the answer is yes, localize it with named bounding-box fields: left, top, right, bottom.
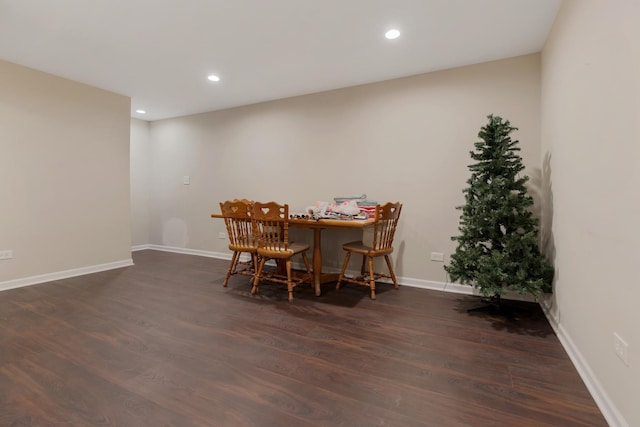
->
left=251, top=201, right=312, bottom=302
left=336, top=202, right=402, bottom=300
left=219, top=199, right=258, bottom=288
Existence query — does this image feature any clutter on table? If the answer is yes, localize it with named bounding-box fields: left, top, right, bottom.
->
left=290, top=194, right=378, bottom=220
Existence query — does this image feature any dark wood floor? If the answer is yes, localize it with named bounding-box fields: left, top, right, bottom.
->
left=0, top=250, right=607, bottom=426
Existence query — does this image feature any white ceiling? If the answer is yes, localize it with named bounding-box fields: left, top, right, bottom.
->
left=0, top=0, right=561, bottom=122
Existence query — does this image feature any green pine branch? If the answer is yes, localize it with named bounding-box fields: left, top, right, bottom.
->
left=445, top=115, right=554, bottom=299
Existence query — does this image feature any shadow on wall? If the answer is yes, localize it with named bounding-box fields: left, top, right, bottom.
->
left=527, top=151, right=556, bottom=266
left=540, top=152, right=556, bottom=265
left=530, top=152, right=559, bottom=321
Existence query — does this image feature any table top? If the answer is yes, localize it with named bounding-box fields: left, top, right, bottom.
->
left=211, top=213, right=373, bottom=228
left=289, top=217, right=373, bottom=229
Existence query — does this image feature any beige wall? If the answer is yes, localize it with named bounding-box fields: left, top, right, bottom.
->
left=130, top=118, right=150, bottom=247
left=0, top=60, right=132, bottom=284
left=541, top=1, right=640, bottom=426
left=146, top=54, right=542, bottom=284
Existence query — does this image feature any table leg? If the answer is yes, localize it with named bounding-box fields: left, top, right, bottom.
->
left=312, top=228, right=322, bottom=296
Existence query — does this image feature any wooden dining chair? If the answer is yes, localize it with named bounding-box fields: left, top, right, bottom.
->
left=251, top=202, right=312, bottom=302
left=336, top=202, right=403, bottom=300
left=219, top=199, right=258, bottom=288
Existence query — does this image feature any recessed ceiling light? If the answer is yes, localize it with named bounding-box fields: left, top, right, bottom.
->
left=207, top=74, right=220, bottom=82
left=136, top=109, right=146, bottom=114
left=385, top=29, right=400, bottom=40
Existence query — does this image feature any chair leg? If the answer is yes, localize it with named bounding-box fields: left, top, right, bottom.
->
left=336, top=252, right=351, bottom=290
left=384, top=255, right=399, bottom=289
left=285, top=259, right=294, bottom=302
left=252, top=257, right=266, bottom=295
left=301, top=252, right=312, bottom=287
left=250, top=253, right=259, bottom=285
left=367, top=256, right=376, bottom=300
left=224, top=251, right=239, bottom=287
left=360, top=255, right=367, bottom=275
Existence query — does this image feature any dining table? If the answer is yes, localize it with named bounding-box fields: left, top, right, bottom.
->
left=288, top=216, right=374, bottom=296
left=211, top=212, right=374, bottom=296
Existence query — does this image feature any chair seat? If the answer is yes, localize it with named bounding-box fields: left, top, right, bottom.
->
left=342, top=241, right=394, bottom=256
left=228, top=243, right=257, bottom=252
left=258, top=242, right=309, bottom=258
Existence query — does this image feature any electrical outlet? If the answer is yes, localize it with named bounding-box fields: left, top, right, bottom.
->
left=218, top=232, right=226, bottom=239
left=0, top=250, right=13, bottom=260
left=183, top=175, right=190, bottom=185
left=614, top=332, right=629, bottom=366
left=430, top=252, right=444, bottom=262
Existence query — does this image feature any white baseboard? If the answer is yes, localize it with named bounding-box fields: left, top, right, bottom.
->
left=144, top=244, right=233, bottom=260
left=540, top=300, right=627, bottom=427
left=393, top=275, right=537, bottom=302
left=0, top=258, right=134, bottom=292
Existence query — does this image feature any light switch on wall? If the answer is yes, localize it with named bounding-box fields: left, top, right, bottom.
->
left=183, top=175, right=190, bottom=185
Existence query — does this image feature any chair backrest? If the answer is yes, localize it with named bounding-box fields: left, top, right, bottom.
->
left=220, top=199, right=255, bottom=250
left=370, top=202, right=402, bottom=251
left=251, top=202, right=290, bottom=254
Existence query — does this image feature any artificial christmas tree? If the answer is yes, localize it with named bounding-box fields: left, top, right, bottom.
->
left=445, top=115, right=553, bottom=313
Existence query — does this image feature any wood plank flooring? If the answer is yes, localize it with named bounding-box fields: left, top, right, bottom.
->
left=0, top=250, right=607, bottom=426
